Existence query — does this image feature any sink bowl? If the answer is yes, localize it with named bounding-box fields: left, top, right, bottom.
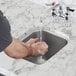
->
left=19, top=29, right=68, bottom=64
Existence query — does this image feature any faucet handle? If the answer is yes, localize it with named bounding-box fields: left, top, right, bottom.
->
left=66, top=7, right=75, bottom=12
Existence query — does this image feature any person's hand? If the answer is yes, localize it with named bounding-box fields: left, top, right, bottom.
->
left=24, top=38, right=48, bottom=56
left=31, top=41, right=48, bottom=56
left=25, top=38, right=39, bottom=47
left=22, top=38, right=39, bottom=56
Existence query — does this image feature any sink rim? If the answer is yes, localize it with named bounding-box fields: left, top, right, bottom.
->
left=23, top=30, right=68, bottom=65
left=19, top=27, right=69, bottom=42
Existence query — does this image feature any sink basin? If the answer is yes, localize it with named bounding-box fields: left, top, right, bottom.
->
left=20, top=29, right=68, bottom=64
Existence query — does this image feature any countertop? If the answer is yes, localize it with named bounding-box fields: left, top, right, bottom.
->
left=0, top=0, right=76, bottom=76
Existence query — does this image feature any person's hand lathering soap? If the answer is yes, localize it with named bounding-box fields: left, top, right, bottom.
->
left=25, top=38, right=48, bottom=56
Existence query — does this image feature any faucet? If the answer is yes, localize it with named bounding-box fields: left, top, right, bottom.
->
left=58, top=6, right=64, bottom=18
left=65, top=7, right=75, bottom=21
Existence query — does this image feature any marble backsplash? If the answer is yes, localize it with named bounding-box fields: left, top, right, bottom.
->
left=0, top=0, right=76, bottom=38
left=0, top=0, right=47, bottom=37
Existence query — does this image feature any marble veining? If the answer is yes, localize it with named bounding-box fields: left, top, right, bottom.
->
left=0, top=0, right=76, bottom=76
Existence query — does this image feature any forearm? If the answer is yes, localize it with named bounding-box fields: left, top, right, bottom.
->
left=4, top=48, right=28, bottom=59
left=4, top=38, right=30, bottom=59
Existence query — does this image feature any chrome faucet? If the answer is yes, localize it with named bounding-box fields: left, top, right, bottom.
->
left=45, top=1, right=75, bottom=21
left=65, top=7, right=75, bottom=21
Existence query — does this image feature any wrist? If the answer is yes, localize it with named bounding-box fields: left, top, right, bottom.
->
left=27, top=46, right=33, bottom=57
left=23, top=43, right=33, bottom=57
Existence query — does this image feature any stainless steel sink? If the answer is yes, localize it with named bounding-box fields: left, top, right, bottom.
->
left=20, top=29, right=68, bottom=64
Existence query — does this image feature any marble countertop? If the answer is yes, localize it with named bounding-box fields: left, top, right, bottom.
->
left=0, top=0, right=76, bottom=76
left=7, top=38, right=76, bottom=76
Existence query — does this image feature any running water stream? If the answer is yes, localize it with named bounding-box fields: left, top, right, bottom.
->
left=36, top=26, right=46, bottom=64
